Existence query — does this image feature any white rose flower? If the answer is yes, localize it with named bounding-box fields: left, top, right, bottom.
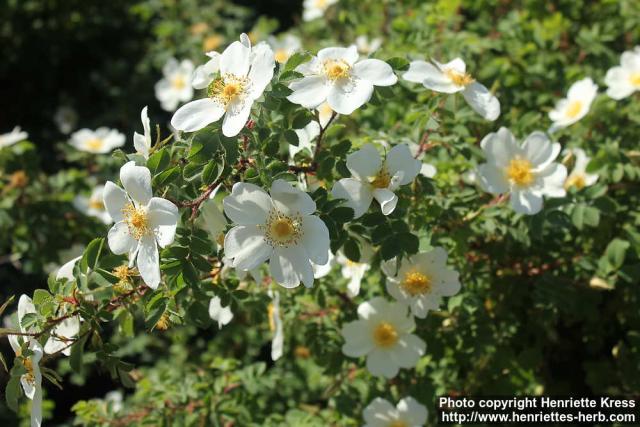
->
left=73, top=184, right=112, bottom=225
left=103, top=161, right=179, bottom=289
left=302, top=0, right=338, bottom=21
left=208, top=296, right=234, bottom=329
left=0, top=126, right=28, bottom=149
left=268, top=288, right=284, bottom=361
left=267, top=33, right=301, bottom=64
left=341, top=297, right=426, bottom=378
left=336, top=241, right=373, bottom=297
left=287, top=45, right=397, bottom=115
left=403, top=57, right=500, bottom=121
left=155, top=58, right=195, bottom=112
left=9, top=295, right=43, bottom=427
left=44, top=316, right=81, bottom=356
left=363, top=396, right=428, bottom=427
left=605, top=47, right=640, bottom=100
left=69, top=128, right=125, bottom=154
left=385, top=247, right=461, bottom=319
left=548, top=77, right=598, bottom=130
left=133, top=106, right=152, bottom=159
left=222, top=179, right=330, bottom=288
left=312, top=249, right=335, bottom=278
left=355, top=35, right=382, bottom=55
left=171, top=34, right=276, bottom=137
left=332, top=143, right=421, bottom=218
left=563, top=148, right=598, bottom=190
left=477, top=127, right=567, bottom=215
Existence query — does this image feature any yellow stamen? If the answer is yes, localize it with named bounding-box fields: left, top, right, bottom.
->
left=323, top=59, right=351, bottom=81
left=86, top=138, right=104, bottom=151
left=370, top=168, right=391, bottom=189
left=373, top=322, right=398, bottom=348
left=171, top=75, right=186, bottom=90
left=207, top=74, right=248, bottom=109
left=155, top=313, right=171, bottom=330
left=629, top=72, right=640, bottom=87
left=565, top=100, right=583, bottom=119
left=89, top=198, right=105, bottom=210
left=506, top=158, right=534, bottom=187
left=565, top=174, right=586, bottom=190
left=294, top=346, right=311, bottom=358
left=262, top=211, right=302, bottom=248
left=203, top=35, right=224, bottom=52
left=216, top=232, right=225, bottom=246
left=315, top=0, right=328, bottom=8
left=22, top=358, right=35, bottom=385
left=268, top=303, right=276, bottom=331
left=402, top=270, right=432, bottom=296
left=445, top=69, right=474, bottom=87
left=274, top=49, right=289, bottom=64
left=389, top=421, right=408, bottom=427
left=122, top=203, right=150, bottom=240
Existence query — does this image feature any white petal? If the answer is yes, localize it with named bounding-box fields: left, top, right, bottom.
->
left=327, top=77, right=373, bottom=115
left=510, top=189, right=543, bottom=215
left=389, top=334, right=426, bottom=368
left=477, top=164, right=509, bottom=194
left=385, top=144, right=421, bottom=185
left=56, top=256, right=80, bottom=282
left=363, top=397, right=397, bottom=426
left=223, top=182, right=272, bottom=225
left=224, top=225, right=272, bottom=271
left=341, top=320, right=374, bottom=357
left=137, top=235, right=160, bottom=289
left=353, top=59, right=397, bottom=86
left=402, top=60, right=437, bottom=83
left=103, top=181, right=128, bottom=222
left=397, top=397, right=429, bottom=425
left=192, top=55, right=220, bottom=89
left=300, top=216, right=330, bottom=264
left=270, top=179, right=316, bottom=216
left=357, top=296, right=387, bottom=319
left=171, top=98, right=225, bottom=132
left=366, top=349, right=399, bottom=378
left=120, top=161, right=152, bottom=206
left=222, top=101, right=252, bottom=137
left=287, top=76, right=329, bottom=109
left=147, top=197, right=179, bottom=248
left=220, top=40, right=251, bottom=77
left=18, top=295, right=36, bottom=329
left=346, top=143, right=382, bottom=180
left=462, top=82, right=500, bottom=121
left=208, top=296, right=233, bottom=328
left=420, top=163, right=437, bottom=178
left=248, top=43, right=276, bottom=97
left=317, top=46, right=359, bottom=65
left=270, top=246, right=314, bottom=288
left=372, top=188, right=398, bottom=215
left=331, top=178, right=373, bottom=219
left=107, top=221, right=137, bottom=255
left=480, top=127, right=518, bottom=168
left=538, top=163, right=567, bottom=198
left=605, top=67, right=635, bottom=100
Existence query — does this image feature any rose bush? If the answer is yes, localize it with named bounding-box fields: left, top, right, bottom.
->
left=1, top=0, right=639, bottom=426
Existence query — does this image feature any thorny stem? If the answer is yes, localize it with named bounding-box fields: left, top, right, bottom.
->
left=288, top=111, right=338, bottom=174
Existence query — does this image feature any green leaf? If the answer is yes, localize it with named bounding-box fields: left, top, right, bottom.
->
left=387, top=57, right=410, bottom=71
left=381, top=238, right=402, bottom=261
left=5, top=376, right=20, bottom=412
left=284, top=129, right=299, bottom=146
left=80, top=238, right=104, bottom=273
left=603, top=239, right=630, bottom=270
left=202, top=159, right=223, bottom=185
left=70, top=332, right=89, bottom=373
left=147, top=148, right=170, bottom=174
left=343, top=238, right=361, bottom=262
left=153, top=166, right=181, bottom=187
left=330, top=207, right=354, bottom=223
left=284, top=52, right=311, bottom=72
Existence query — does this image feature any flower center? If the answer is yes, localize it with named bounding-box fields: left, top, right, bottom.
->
left=565, top=174, right=586, bottom=190
left=23, top=357, right=35, bottom=385
left=402, top=270, right=432, bottom=296
left=216, top=232, right=225, bottom=246
left=122, top=203, right=151, bottom=240
left=274, top=49, right=289, bottom=64
left=208, top=74, right=248, bottom=109
left=630, top=72, right=640, bottom=87
left=445, top=69, right=474, bottom=87
left=172, top=75, right=186, bottom=90
left=113, top=265, right=133, bottom=282
left=373, top=322, right=398, bottom=348
left=263, top=211, right=302, bottom=248
left=389, top=421, right=408, bottom=427
left=86, top=138, right=104, bottom=150
left=370, top=168, right=391, bottom=189
left=315, top=0, right=328, bottom=8
left=268, top=303, right=276, bottom=331
left=565, top=100, right=583, bottom=119
left=506, top=158, right=534, bottom=186
left=89, top=198, right=105, bottom=210
left=323, top=59, right=351, bottom=81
